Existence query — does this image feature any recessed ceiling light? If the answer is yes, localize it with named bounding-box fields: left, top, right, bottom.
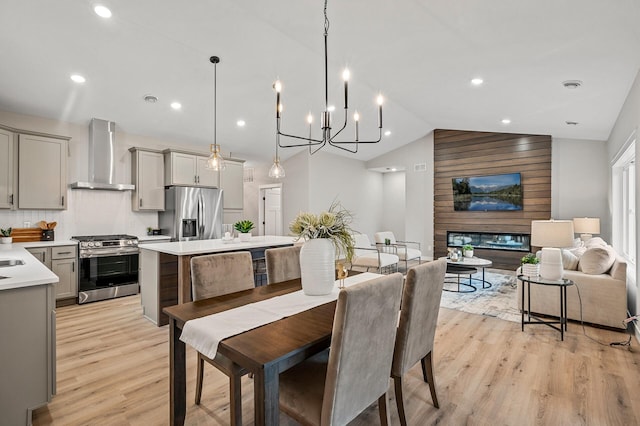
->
left=501, top=118, right=511, bottom=124
left=562, top=80, right=582, bottom=89
left=94, top=5, right=112, bottom=18
left=391, top=168, right=397, bottom=172
left=327, top=105, right=336, bottom=112
left=143, top=94, right=158, bottom=103
left=70, top=74, right=86, bottom=83
left=565, top=121, right=579, bottom=126
left=170, top=102, right=182, bottom=110
left=237, top=120, right=246, bottom=127
left=471, top=78, right=483, bottom=86
left=384, top=130, right=391, bottom=136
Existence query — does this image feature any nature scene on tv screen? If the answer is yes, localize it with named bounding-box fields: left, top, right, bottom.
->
left=452, top=173, right=523, bottom=211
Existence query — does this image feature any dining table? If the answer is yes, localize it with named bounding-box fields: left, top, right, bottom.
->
left=163, top=273, right=364, bottom=426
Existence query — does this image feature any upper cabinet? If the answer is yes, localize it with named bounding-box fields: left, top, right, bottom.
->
left=0, top=127, right=15, bottom=209
left=163, top=149, right=219, bottom=188
left=130, top=148, right=165, bottom=211
left=220, top=158, right=245, bottom=210
left=18, top=133, right=68, bottom=210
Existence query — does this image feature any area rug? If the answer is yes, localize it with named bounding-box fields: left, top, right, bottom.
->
left=440, top=269, right=521, bottom=323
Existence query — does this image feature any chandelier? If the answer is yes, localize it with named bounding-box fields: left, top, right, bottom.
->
left=206, top=55, right=225, bottom=171
left=269, top=0, right=384, bottom=177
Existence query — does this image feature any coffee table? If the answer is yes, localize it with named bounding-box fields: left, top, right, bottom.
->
left=440, top=256, right=493, bottom=293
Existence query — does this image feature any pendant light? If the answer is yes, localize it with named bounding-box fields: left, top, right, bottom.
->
left=206, top=55, right=225, bottom=171
left=268, top=134, right=286, bottom=178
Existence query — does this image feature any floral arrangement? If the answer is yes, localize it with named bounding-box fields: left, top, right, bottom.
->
left=290, top=201, right=355, bottom=261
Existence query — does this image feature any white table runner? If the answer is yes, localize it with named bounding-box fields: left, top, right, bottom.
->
left=180, top=272, right=382, bottom=359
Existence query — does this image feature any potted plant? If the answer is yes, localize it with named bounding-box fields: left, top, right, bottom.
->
left=521, top=253, right=540, bottom=277
left=462, top=244, right=474, bottom=258
left=290, top=201, right=355, bottom=295
left=234, top=220, right=255, bottom=242
left=1, top=227, right=12, bottom=244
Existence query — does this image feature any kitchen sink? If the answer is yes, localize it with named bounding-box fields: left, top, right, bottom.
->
left=0, top=259, right=25, bottom=267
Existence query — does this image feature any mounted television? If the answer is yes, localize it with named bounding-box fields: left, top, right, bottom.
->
left=452, top=172, right=522, bottom=211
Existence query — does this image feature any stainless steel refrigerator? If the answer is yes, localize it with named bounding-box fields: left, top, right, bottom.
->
left=159, top=186, right=224, bottom=241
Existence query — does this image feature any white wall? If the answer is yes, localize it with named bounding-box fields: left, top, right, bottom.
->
left=381, top=172, right=406, bottom=240
left=366, top=133, right=433, bottom=257
left=606, top=69, right=640, bottom=329
left=551, top=138, right=609, bottom=241
left=0, top=109, right=212, bottom=239
left=281, top=151, right=311, bottom=234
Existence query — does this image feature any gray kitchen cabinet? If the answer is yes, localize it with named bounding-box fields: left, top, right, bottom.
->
left=130, top=148, right=165, bottom=211
left=18, top=133, right=68, bottom=210
left=220, top=158, right=245, bottom=210
left=27, top=245, right=77, bottom=300
left=0, top=283, right=56, bottom=426
left=163, top=149, right=219, bottom=188
left=0, top=127, right=15, bottom=209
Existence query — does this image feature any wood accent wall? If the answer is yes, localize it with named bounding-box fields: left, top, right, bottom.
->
left=434, top=129, right=551, bottom=270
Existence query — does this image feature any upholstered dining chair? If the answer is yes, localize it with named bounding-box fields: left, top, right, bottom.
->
left=265, top=245, right=302, bottom=284
left=374, top=231, right=422, bottom=272
left=190, top=251, right=255, bottom=426
left=350, top=233, right=400, bottom=273
left=391, top=258, right=447, bottom=425
left=279, top=272, right=404, bottom=426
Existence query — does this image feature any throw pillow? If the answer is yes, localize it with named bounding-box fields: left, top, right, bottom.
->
left=585, top=237, right=607, bottom=248
left=578, top=246, right=615, bottom=275
left=572, top=238, right=585, bottom=248
left=569, top=246, right=587, bottom=258
left=561, top=250, right=580, bottom=270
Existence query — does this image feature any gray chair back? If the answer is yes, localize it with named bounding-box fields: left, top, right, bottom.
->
left=265, top=245, right=302, bottom=284
left=392, top=258, right=446, bottom=376
left=190, top=251, right=255, bottom=301
left=322, top=272, right=403, bottom=425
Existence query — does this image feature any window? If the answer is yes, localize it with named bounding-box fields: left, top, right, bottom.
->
left=613, top=138, right=636, bottom=264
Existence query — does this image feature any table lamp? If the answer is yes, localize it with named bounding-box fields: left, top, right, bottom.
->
left=573, top=217, right=600, bottom=242
left=530, top=220, right=574, bottom=281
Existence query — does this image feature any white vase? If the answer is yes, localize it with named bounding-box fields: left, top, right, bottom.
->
left=299, top=239, right=336, bottom=296
left=239, top=232, right=252, bottom=242
left=464, top=250, right=473, bottom=258
left=1, top=237, right=11, bottom=244
left=521, top=263, right=539, bottom=277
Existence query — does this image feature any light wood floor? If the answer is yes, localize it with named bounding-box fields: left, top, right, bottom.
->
left=33, top=293, right=640, bottom=425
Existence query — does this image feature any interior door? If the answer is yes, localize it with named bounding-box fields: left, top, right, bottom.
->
left=264, top=188, right=282, bottom=235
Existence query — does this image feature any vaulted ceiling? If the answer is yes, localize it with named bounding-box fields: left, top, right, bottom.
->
left=1, top=0, right=639, bottom=162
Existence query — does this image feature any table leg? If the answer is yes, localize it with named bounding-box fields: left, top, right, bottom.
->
left=254, top=365, right=280, bottom=425
left=521, top=279, right=525, bottom=331
left=560, top=286, right=564, bottom=341
left=169, top=318, right=186, bottom=426
left=564, top=286, right=569, bottom=331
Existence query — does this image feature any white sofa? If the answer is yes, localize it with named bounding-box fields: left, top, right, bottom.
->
left=517, top=238, right=628, bottom=329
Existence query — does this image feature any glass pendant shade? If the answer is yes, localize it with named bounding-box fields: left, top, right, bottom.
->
left=206, top=143, right=225, bottom=171
left=269, top=157, right=285, bottom=178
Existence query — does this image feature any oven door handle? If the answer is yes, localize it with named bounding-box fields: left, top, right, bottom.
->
left=79, top=249, right=139, bottom=258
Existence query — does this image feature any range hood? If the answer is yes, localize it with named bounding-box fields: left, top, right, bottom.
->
left=70, top=118, right=135, bottom=191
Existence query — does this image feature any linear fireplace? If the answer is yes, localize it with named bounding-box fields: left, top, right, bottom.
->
left=447, top=231, right=530, bottom=252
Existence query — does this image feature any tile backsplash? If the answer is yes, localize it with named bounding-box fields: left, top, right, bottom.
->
left=0, top=190, right=158, bottom=239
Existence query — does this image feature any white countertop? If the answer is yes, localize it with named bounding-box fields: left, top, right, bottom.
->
left=137, top=235, right=172, bottom=242
left=0, top=244, right=59, bottom=291
left=15, top=240, right=78, bottom=248
left=139, top=235, right=297, bottom=256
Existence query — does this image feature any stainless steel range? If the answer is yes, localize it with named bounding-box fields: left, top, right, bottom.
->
left=72, top=234, right=139, bottom=304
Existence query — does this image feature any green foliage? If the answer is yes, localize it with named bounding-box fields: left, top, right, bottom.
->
left=462, top=244, right=473, bottom=251
left=234, top=220, right=254, bottom=233
left=0, top=227, right=12, bottom=237
left=289, top=201, right=355, bottom=262
left=521, top=253, right=539, bottom=264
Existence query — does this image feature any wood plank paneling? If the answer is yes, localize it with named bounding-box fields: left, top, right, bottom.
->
left=434, top=129, right=552, bottom=269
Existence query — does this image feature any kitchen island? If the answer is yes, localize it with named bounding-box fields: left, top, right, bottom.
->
left=0, top=244, right=59, bottom=426
left=139, top=235, right=296, bottom=326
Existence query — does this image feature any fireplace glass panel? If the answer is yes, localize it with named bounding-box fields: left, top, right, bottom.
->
left=447, top=231, right=530, bottom=252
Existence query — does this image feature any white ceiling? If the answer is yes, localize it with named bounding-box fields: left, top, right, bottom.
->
left=1, top=0, right=639, bottom=162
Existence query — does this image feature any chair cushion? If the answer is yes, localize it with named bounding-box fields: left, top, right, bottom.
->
left=579, top=246, right=616, bottom=275
left=374, top=231, right=396, bottom=244
left=265, top=245, right=302, bottom=284
left=352, top=252, right=399, bottom=268
left=397, top=247, right=421, bottom=261
left=561, top=249, right=580, bottom=271
left=353, top=234, right=372, bottom=248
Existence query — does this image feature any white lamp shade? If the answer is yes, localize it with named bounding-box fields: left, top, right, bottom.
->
left=530, top=220, right=574, bottom=248
left=573, top=217, right=600, bottom=235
